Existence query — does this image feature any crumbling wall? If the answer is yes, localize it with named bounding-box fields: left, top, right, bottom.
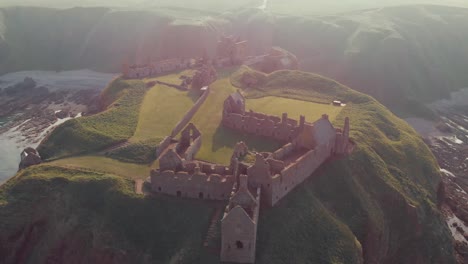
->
left=271, top=143, right=295, bottom=160
left=155, top=136, right=172, bottom=159
left=124, top=58, right=188, bottom=79
left=221, top=182, right=260, bottom=264
left=223, top=112, right=299, bottom=143
left=151, top=169, right=235, bottom=200
left=268, top=142, right=334, bottom=206
left=184, top=136, right=201, bottom=161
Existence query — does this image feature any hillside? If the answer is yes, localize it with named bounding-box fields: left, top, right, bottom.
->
left=1, top=5, right=468, bottom=114
left=271, top=5, right=468, bottom=115
left=0, top=68, right=457, bottom=263
left=37, top=78, right=147, bottom=160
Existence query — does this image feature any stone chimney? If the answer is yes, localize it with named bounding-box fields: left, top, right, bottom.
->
left=239, top=174, right=249, bottom=190
left=194, top=165, right=201, bottom=175
left=322, top=114, right=329, bottom=120
left=282, top=113, right=288, bottom=123
left=299, top=115, right=305, bottom=128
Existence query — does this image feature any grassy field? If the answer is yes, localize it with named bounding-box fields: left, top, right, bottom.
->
left=37, top=78, right=147, bottom=159
left=2, top=68, right=457, bottom=263
left=50, top=156, right=151, bottom=180
left=246, top=96, right=343, bottom=122
left=190, top=70, right=280, bottom=165
left=132, top=81, right=195, bottom=141
left=0, top=165, right=216, bottom=263
left=231, top=66, right=350, bottom=104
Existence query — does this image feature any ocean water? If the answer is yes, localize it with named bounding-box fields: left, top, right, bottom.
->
left=0, top=121, right=26, bottom=183
left=0, top=114, right=78, bottom=184
left=0, top=70, right=116, bottom=184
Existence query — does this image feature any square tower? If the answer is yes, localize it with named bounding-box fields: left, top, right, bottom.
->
left=221, top=175, right=260, bottom=263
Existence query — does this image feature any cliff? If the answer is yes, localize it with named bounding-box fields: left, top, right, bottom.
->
left=0, top=69, right=457, bottom=263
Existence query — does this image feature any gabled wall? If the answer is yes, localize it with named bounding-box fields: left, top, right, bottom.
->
left=221, top=186, right=260, bottom=264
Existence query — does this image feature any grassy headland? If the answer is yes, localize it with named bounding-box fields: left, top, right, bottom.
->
left=37, top=78, right=147, bottom=160
left=1, top=68, right=456, bottom=263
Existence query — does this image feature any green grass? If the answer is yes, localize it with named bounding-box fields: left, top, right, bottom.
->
left=0, top=165, right=216, bottom=263
left=246, top=96, right=343, bottom=123
left=132, top=80, right=195, bottom=141
left=190, top=69, right=280, bottom=165
left=49, top=156, right=151, bottom=180
left=106, top=138, right=160, bottom=164
left=37, top=78, right=147, bottom=159
left=232, top=66, right=349, bottom=104
left=257, top=185, right=363, bottom=264
left=3, top=68, right=456, bottom=263
left=228, top=67, right=454, bottom=263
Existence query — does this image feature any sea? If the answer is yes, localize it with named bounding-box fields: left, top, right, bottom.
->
left=0, top=70, right=116, bottom=184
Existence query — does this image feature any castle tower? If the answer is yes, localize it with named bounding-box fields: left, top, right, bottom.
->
left=281, top=113, right=288, bottom=123
left=221, top=175, right=260, bottom=264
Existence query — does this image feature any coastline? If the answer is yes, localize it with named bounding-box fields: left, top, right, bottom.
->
left=0, top=70, right=116, bottom=184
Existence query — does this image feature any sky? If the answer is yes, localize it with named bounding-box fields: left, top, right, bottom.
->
left=0, top=0, right=467, bottom=15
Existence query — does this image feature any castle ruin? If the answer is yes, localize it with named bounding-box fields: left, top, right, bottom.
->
left=122, top=58, right=191, bottom=79
left=216, top=35, right=248, bottom=66
left=149, top=90, right=351, bottom=263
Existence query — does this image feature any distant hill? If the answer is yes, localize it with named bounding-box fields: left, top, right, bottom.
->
left=1, top=5, right=468, bottom=115
left=271, top=5, right=468, bottom=115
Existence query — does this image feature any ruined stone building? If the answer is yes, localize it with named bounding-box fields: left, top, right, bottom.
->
left=216, top=35, right=248, bottom=66
left=122, top=58, right=191, bottom=79
left=149, top=91, right=351, bottom=263
left=151, top=123, right=236, bottom=200
left=221, top=175, right=260, bottom=263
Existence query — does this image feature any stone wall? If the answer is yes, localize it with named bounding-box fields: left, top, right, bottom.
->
left=155, top=136, right=172, bottom=159
left=150, top=166, right=235, bottom=200
left=124, top=58, right=189, bottom=79
left=271, top=142, right=295, bottom=160
left=223, top=111, right=303, bottom=143
left=170, top=87, right=210, bottom=138
left=183, top=136, right=201, bottom=161
left=221, top=180, right=260, bottom=264
left=268, top=143, right=333, bottom=206
left=246, top=129, right=337, bottom=206
left=155, top=80, right=188, bottom=91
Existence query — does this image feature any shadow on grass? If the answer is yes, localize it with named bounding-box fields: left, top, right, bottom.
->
left=187, top=89, right=203, bottom=103
left=211, top=125, right=280, bottom=153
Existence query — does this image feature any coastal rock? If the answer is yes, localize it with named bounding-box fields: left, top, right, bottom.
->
left=55, top=110, right=69, bottom=119
left=18, top=147, right=42, bottom=170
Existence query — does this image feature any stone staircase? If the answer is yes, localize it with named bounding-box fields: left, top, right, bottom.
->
left=203, top=207, right=223, bottom=251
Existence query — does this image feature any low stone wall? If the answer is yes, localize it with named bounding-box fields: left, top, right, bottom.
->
left=155, top=136, right=172, bottom=159
left=156, top=80, right=188, bottom=91
left=171, top=87, right=210, bottom=137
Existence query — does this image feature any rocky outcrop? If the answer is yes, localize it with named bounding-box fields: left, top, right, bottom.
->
left=18, top=147, right=42, bottom=170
